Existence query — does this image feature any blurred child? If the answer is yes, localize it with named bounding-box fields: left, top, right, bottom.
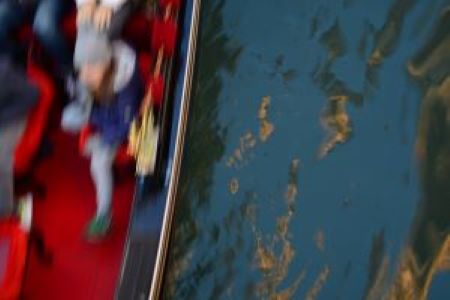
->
left=62, top=0, right=136, bottom=133
left=72, top=24, right=142, bottom=239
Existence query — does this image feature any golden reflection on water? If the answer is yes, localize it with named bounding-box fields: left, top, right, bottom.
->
left=407, top=8, right=450, bottom=80
left=362, top=8, right=450, bottom=299
left=408, top=37, right=450, bottom=79
left=318, top=95, right=352, bottom=159
left=224, top=99, right=310, bottom=298
left=228, top=177, right=239, bottom=195
left=316, top=0, right=417, bottom=160
left=314, top=21, right=360, bottom=159
left=386, top=236, right=450, bottom=300
left=227, top=96, right=274, bottom=169
left=259, top=96, right=275, bottom=142
left=385, top=76, right=450, bottom=298
left=226, top=131, right=257, bottom=169
left=285, top=159, right=299, bottom=203
left=362, top=69, right=450, bottom=298
left=367, top=0, right=417, bottom=67
left=248, top=159, right=314, bottom=300
left=305, top=266, right=331, bottom=300
left=365, top=257, right=390, bottom=300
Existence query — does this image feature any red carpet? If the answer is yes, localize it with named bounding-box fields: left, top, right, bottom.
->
left=21, top=129, right=135, bottom=300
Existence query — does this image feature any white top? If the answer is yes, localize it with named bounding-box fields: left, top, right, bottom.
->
left=112, top=41, right=136, bottom=92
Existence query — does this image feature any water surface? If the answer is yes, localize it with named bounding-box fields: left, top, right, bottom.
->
left=163, top=0, right=450, bottom=299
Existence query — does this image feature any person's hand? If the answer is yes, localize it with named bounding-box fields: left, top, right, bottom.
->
left=94, top=5, right=113, bottom=31
left=77, top=2, right=96, bottom=26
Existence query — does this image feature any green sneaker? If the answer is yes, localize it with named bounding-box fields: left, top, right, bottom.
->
left=86, top=215, right=111, bottom=241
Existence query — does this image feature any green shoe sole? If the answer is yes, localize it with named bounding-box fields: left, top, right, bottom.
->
left=86, top=216, right=111, bottom=241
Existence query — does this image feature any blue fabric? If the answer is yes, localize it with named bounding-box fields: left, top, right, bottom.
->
left=0, top=0, right=26, bottom=61
left=90, top=67, right=143, bottom=146
left=0, top=56, right=38, bottom=127
left=0, top=0, right=71, bottom=67
left=32, top=0, right=72, bottom=66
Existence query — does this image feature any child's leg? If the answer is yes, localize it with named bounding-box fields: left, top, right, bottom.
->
left=89, top=139, right=118, bottom=218
left=0, top=118, right=26, bottom=218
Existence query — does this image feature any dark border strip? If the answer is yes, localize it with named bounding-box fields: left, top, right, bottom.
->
left=148, top=0, right=202, bottom=298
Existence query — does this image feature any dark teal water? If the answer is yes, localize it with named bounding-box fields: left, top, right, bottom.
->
left=163, top=0, right=450, bottom=299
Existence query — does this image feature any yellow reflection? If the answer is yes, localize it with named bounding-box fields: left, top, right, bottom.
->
left=384, top=74, right=450, bottom=298
left=318, top=95, right=352, bottom=159
left=305, top=266, right=331, bottom=300
left=226, top=96, right=274, bottom=168
left=367, top=0, right=417, bottom=67
left=226, top=131, right=257, bottom=168
left=315, top=21, right=359, bottom=159
left=259, top=96, right=275, bottom=142
left=408, top=8, right=450, bottom=79
left=387, top=236, right=450, bottom=300
left=372, top=9, right=450, bottom=298
left=228, top=177, right=239, bottom=195
left=250, top=159, right=307, bottom=299
left=408, top=38, right=450, bottom=78
left=365, top=256, right=390, bottom=300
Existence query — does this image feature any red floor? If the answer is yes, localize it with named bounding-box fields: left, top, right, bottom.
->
left=21, top=129, right=135, bottom=300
